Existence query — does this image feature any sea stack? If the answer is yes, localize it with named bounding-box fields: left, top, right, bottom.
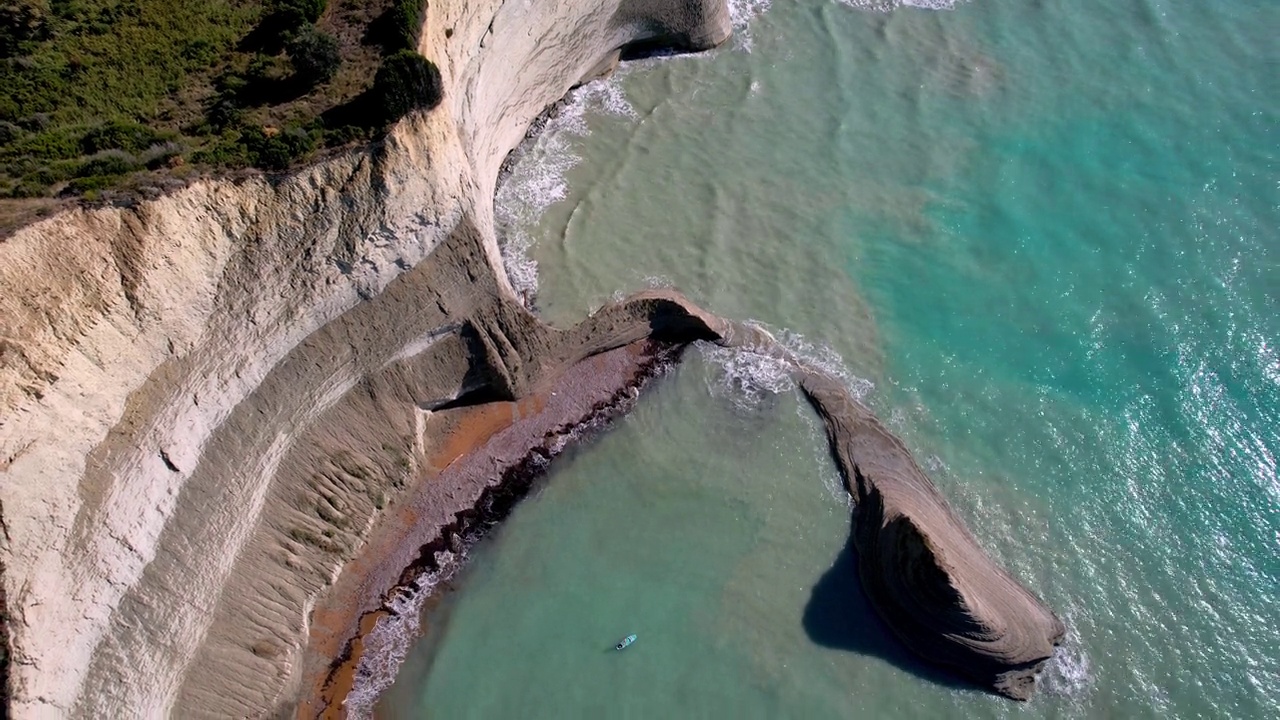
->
left=799, top=369, right=1065, bottom=700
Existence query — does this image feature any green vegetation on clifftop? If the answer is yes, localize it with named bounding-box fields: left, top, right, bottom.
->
left=0, top=0, right=437, bottom=229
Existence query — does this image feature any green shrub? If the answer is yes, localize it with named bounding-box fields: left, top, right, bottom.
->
left=0, top=120, right=21, bottom=145
left=254, top=0, right=328, bottom=50
left=321, top=122, right=370, bottom=147
left=0, top=0, right=435, bottom=203
left=3, top=125, right=84, bottom=161
left=202, top=97, right=244, bottom=133
left=190, top=132, right=251, bottom=168
left=81, top=120, right=163, bottom=154
left=245, top=53, right=289, bottom=84
left=66, top=174, right=118, bottom=194
left=287, top=27, right=340, bottom=86
left=389, top=0, right=426, bottom=51
left=179, top=37, right=216, bottom=64
left=75, top=149, right=139, bottom=178
left=247, top=11, right=304, bottom=53
left=7, top=178, right=47, bottom=198
left=20, top=160, right=71, bottom=185
left=372, top=50, right=442, bottom=124
left=141, top=140, right=183, bottom=169
left=240, top=124, right=318, bottom=171
left=274, top=0, right=327, bottom=24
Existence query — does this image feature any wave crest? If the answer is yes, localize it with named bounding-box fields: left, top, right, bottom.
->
left=1040, top=613, right=1094, bottom=699
left=699, top=322, right=872, bottom=413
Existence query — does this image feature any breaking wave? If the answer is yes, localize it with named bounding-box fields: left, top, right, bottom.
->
left=494, top=3, right=776, bottom=302
left=343, top=550, right=466, bottom=719
left=698, top=321, right=872, bottom=413
left=496, top=79, right=638, bottom=303
left=728, top=0, right=773, bottom=51
left=1040, top=612, right=1094, bottom=699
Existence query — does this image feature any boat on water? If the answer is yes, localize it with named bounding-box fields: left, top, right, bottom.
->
left=615, top=634, right=637, bottom=650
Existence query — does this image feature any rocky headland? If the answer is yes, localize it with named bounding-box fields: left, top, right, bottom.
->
left=0, top=0, right=1060, bottom=716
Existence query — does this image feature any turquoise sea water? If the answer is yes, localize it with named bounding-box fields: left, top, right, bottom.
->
left=377, top=0, right=1278, bottom=717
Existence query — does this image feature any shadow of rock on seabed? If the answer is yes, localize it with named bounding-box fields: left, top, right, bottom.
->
left=802, top=527, right=986, bottom=695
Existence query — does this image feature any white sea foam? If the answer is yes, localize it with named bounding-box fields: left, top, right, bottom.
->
left=495, top=79, right=639, bottom=303
left=766, top=323, right=872, bottom=400
left=1040, top=612, right=1094, bottom=699
left=494, top=0, right=776, bottom=299
left=698, top=322, right=872, bottom=413
left=728, top=0, right=772, bottom=51
left=837, top=0, right=964, bottom=11
left=700, top=341, right=794, bottom=412
left=342, top=550, right=465, bottom=719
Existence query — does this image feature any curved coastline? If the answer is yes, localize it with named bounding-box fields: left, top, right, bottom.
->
left=0, top=0, right=1063, bottom=717
left=0, top=0, right=734, bottom=715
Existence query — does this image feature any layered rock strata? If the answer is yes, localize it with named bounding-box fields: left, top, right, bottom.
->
left=299, top=339, right=687, bottom=718
left=0, top=0, right=1061, bottom=717
left=801, top=368, right=1065, bottom=699
left=0, top=0, right=731, bottom=716
left=714, top=323, right=1065, bottom=699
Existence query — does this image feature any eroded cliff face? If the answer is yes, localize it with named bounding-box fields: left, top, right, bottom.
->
left=0, top=0, right=730, bottom=716
left=1, top=0, right=1068, bottom=715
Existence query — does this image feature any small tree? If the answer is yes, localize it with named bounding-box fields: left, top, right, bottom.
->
left=240, top=125, right=318, bottom=171
left=274, top=0, right=327, bottom=24
left=254, top=0, right=328, bottom=50
left=287, top=27, right=340, bottom=86
left=372, top=50, right=442, bottom=124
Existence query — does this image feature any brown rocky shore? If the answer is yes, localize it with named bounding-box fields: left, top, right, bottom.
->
left=0, top=0, right=1061, bottom=716
left=297, top=340, right=686, bottom=718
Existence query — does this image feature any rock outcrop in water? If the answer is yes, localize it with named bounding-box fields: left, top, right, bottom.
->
left=0, top=0, right=1060, bottom=715
left=711, top=322, right=1065, bottom=700
left=797, top=371, right=1064, bottom=699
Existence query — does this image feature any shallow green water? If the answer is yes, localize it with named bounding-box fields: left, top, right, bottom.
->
left=376, top=0, right=1278, bottom=717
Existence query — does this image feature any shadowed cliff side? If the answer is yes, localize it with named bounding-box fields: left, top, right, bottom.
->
left=798, top=370, right=1064, bottom=699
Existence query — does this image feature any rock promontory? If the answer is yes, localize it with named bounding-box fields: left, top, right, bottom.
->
left=712, top=322, right=1065, bottom=700
left=797, top=370, right=1064, bottom=699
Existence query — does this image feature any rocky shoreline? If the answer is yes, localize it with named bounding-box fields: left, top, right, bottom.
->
left=302, top=297, right=1065, bottom=716
left=0, top=0, right=1064, bottom=714
left=297, top=340, right=684, bottom=718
